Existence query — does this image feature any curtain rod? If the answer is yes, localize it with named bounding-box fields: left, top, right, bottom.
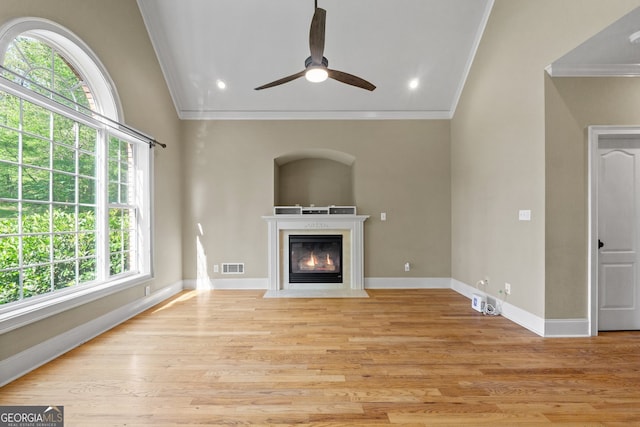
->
left=0, top=65, right=167, bottom=149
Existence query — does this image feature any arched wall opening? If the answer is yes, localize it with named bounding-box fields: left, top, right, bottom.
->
left=274, top=149, right=355, bottom=207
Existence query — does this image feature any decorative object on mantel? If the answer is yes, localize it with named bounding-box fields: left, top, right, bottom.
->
left=273, top=206, right=356, bottom=215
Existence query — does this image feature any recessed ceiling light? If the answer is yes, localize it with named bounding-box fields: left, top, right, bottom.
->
left=409, top=78, right=419, bottom=90
left=216, top=79, right=226, bottom=90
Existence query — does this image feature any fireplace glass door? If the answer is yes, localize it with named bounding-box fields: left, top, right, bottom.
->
left=289, top=235, right=342, bottom=283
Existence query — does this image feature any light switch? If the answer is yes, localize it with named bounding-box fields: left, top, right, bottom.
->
left=381, top=212, right=387, bottom=221
left=518, top=210, right=531, bottom=221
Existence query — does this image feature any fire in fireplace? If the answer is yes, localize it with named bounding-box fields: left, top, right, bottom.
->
left=289, top=235, right=342, bottom=283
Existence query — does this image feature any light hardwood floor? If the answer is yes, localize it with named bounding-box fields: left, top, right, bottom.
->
left=1, top=289, right=640, bottom=426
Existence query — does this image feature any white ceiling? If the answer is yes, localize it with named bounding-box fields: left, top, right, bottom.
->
left=549, top=6, right=640, bottom=77
left=137, top=0, right=494, bottom=120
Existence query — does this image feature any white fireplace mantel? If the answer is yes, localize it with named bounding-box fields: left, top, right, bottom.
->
left=262, top=214, right=369, bottom=297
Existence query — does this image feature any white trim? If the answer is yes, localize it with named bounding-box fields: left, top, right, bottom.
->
left=182, top=278, right=269, bottom=290
left=546, top=63, right=640, bottom=78
left=544, top=318, right=590, bottom=337
left=365, top=277, right=451, bottom=289
left=0, top=280, right=184, bottom=387
left=449, top=0, right=494, bottom=116
left=0, top=273, right=151, bottom=334
left=450, top=279, right=545, bottom=337
left=179, top=110, right=453, bottom=121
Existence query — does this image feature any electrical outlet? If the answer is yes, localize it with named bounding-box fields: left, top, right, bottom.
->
left=505, top=282, right=511, bottom=295
left=404, top=262, right=410, bottom=272
left=144, top=285, right=151, bottom=296
left=213, top=264, right=219, bottom=273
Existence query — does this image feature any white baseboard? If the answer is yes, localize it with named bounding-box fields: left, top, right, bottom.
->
left=0, top=280, right=184, bottom=387
left=450, top=279, right=546, bottom=337
left=544, top=318, right=590, bottom=337
left=365, top=277, right=452, bottom=289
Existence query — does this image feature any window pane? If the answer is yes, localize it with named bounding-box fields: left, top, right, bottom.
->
left=22, top=167, right=50, bottom=201
left=78, top=232, right=96, bottom=257
left=108, top=159, right=119, bottom=181
left=0, top=236, right=19, bottom=268
left=109, top=230, right=122, bottom=253
left=109, top=253, right=123, bottom=276
left=0, top=270, right=20, bottom=304
left=53, top=144, right=76, bottom=173
left=108, top=182, right=118, bottom=204
left=23, top=265, right=52, bottom=298
left=0, top=161, right=19, bottom=199
left=78, top=177, right=95, bottom=204
left=78, top=125, right=96, bottom=153
left=0, top=92, right=20, bottom=129
left=52, top=204, right=75, bottom=232
left=22, top=203, right=50, bottom=234
left=78, top=152, right=95, bottom=176
left=54, top=260, right=76, bottom=289
left=22, top=135, right=50, bottom=168
left=23, top=234, right=50, bottom=265
left=22, top=101, right=50, bottom=137
left=78, top=206, right=95, bottom=231
left=120, top=183, right=129, bottom=204
left=79, top=257, right=96, bottom=283
left=53, top=114, right=76, bottom=146
left=53, top=172, right=75, bottom=203
left=26, top=70, right=54, bottom=99
left=108, top=137, right=120, bottom=159
left=53, top=233, right=76, bottom=261
left=0, top=201, right=19, bottom=234
left=0, top=126, right=19, bottom=162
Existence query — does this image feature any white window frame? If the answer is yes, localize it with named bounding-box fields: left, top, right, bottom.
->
left=0, top=18, right=153, bottom=333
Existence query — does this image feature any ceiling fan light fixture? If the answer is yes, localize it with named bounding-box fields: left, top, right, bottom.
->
left=305, top=67, right=329, bottom=83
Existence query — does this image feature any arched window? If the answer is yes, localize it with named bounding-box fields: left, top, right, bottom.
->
left=0, top=18, right=151, bottom=312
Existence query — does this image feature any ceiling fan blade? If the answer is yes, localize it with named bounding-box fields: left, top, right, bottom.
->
left=327, top=69, right=376, bottom=91
left=309, top=7, right=326, bottom=64
left=254, top=70, right=306, bottom=90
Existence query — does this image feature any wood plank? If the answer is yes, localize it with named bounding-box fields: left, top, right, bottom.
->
left=1, top=289, right=640, bottom=425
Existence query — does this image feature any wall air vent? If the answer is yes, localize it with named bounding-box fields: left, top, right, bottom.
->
left=222, top=263, right=245, bottom=274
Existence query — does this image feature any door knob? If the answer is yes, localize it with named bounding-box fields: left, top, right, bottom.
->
left=598, top=239, right=604, bottom=249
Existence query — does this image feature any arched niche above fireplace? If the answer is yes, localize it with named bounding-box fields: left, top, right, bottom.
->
left=274, top=149, right=355, bottom=206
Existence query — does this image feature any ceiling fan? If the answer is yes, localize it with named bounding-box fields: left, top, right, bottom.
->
left=254, top=0, right=376, bottom=91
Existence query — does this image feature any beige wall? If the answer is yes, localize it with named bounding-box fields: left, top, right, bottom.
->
left=181, top=120, right=451, bottom=281
left=545, top=76, right=640, bottom=318
left=0, top=0, right=182, bottom=359
left=451, top=0, right=640, bottom=317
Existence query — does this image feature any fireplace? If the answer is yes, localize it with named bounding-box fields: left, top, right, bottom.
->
left=262, top=209, right=368, bottom=296
left=289, top=235, right=342, bottom=283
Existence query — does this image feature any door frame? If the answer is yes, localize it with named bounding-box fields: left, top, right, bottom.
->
left=588, top=125, right=640, bottom=336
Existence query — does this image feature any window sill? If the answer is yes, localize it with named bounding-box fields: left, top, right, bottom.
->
left=0, top=273, right=152, bottom=334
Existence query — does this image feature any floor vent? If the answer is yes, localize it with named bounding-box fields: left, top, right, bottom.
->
left=222, top=263, right=245, bottom=274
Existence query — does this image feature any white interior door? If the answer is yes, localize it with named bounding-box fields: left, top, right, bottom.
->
left=598, top=143, right=640, bottom=330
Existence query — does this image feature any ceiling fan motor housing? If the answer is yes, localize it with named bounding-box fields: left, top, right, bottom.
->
left=305, top=56, right=329, bottom=68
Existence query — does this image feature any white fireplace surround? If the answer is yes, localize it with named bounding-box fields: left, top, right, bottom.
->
left=262, top=213, right=369, bottom=297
